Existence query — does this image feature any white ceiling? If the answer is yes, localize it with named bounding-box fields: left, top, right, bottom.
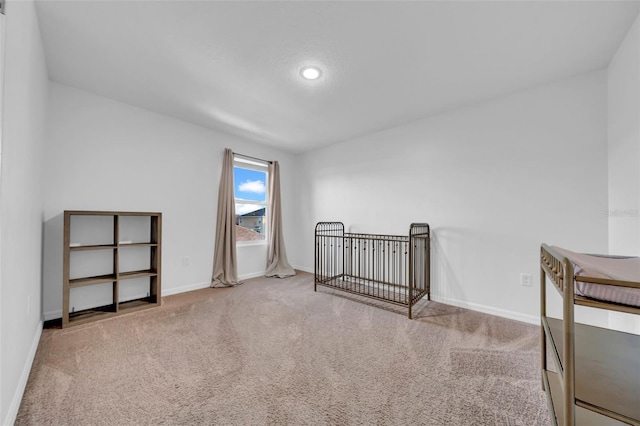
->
left=35, top=0, right=640, bottom=153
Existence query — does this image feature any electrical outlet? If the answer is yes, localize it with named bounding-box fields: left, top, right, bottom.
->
left=520, top=273, right=533, bottom=287
left=182, top=256, right=190, bottom=267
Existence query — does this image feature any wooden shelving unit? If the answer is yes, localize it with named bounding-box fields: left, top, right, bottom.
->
left=543, top=318, right=639, bottom=425
left=540, top=244, right=640, bottom=426
left=62, top=210, right=162, bottom=328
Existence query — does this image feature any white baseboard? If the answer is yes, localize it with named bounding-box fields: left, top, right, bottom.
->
left=45, top=270, right=539, bottom=325
left=239, top=271, right=266, bottom=281
left=297, top=265, right=538, bottom=325
left=161, top=281, right=211, bottom=297
left=43, top=274, right=270, bottom=321
left=293, top=265, right=313, bottom=274
left=4, top=321, right=43, bottom=426
left=43, top=309, right=62, bottom=321
left=163, top=272, right=266, bottom=294
left=44, top=282, right=213, bottom=320
left=430, top=295, right=539, bottom=325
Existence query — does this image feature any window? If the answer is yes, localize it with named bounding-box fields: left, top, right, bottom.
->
left=234, top=156, right=268, bottom=243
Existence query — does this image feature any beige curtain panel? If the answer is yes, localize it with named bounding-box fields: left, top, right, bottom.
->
left=265, top=161, right=296, bottom=278
left=211, top=148, right=240, bottom=287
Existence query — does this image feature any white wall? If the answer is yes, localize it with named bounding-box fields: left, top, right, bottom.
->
left=293, top=71, right=608, bottom=323
left=608, top=13, right=640, bottom=256
left=607, top=13, right=640, bottom=334
left=42, top=82, right=296, bottom=319
left=0, top=1, right=48, bottom=424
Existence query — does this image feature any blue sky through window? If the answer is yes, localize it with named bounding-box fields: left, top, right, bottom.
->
left=234, top=164, right=267, bottom=239
left=234, top=167, right=266, bottom=202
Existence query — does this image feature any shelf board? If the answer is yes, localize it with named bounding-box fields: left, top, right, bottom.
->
left=117, top=242, right=157, bottom=248
left=544, top=370, right=628, bottom=426
left=69, top=274, right=117, bottom=288
left=68, top=304, right=117, bottom=326
left=68, top=243, right=158, bottom=250
left=69, top=244, right=116, bottom=251
left=119, top=269, right=157, bottom=281
left=119, top=297, right=160, bottom=313
left=117, top=212, right=161, bottom=217
left=546, top=318, right=640, bottom=424
left=574, top=295, right=640, bottom=315
left=66, top=210, right=161, bottom=217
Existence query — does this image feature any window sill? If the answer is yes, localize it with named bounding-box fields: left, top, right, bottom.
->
left=237, top=240, right=268, bottom=247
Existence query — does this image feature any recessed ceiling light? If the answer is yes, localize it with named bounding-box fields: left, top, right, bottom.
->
left=300, top=66, right=322, bottom=80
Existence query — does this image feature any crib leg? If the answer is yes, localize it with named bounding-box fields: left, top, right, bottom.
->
left=408, top=304, right=412, bottom=320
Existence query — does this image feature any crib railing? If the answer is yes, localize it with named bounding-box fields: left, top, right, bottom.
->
left=314, top=221, right=345, bottom=286
left=409, top=223, right=430, bottom=310
left=314, top=222, right=430, bottom=318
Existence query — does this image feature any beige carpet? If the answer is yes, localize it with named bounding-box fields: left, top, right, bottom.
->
left=17, top=272, right=550, bottom=425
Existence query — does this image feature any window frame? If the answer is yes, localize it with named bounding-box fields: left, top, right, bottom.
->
left=233, top=156, right=269, bottom=246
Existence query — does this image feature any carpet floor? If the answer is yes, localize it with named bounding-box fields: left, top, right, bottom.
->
left=16, top=272, right=551, bottom=425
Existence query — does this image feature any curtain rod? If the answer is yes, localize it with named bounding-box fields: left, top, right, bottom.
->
left=233, top=152, right=273, bottom=164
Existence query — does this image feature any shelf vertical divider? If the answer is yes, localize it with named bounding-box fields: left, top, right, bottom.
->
left=62, top=211, right=71, bottom=328
left=113, top=214, right=120, bottom=312
left=150, top=214, right=162, bottom=304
